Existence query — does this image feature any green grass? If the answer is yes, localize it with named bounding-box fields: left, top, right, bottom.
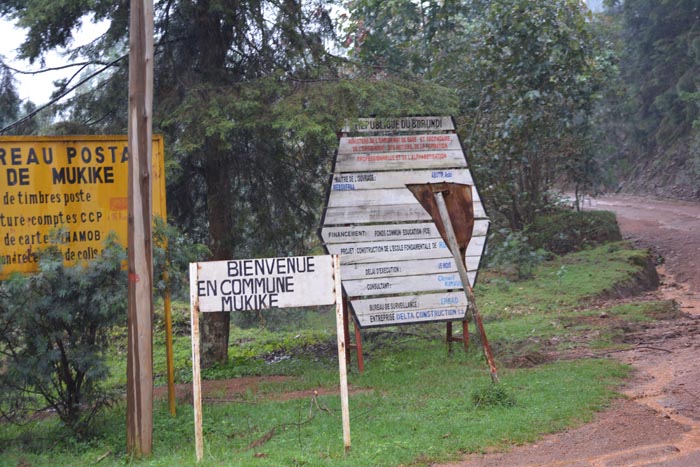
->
left=1, top=347, right=627, bottom=467
left=0, top=242, right=673, bottom=466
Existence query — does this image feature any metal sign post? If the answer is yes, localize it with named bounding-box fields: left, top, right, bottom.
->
left=410, top=183, right=499, bottom=383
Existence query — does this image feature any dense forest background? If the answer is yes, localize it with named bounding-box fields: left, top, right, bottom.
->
left=1, top=0, right=698, bottom=363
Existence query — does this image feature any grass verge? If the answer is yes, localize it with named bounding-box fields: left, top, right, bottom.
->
left=0, top=242, right=674, bottom=466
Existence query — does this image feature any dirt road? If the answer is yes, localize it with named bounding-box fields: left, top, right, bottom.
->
left=441, top=194, right=700, bottom=467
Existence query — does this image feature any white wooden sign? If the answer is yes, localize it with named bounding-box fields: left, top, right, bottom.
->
left=323, top=201, right=487, bottom=225
left=335, top=149, right=467, bottom=172
left=351, top=292, right=469, bottom=328
left=342, top=116, right=455, bottom=133
left=326, top=187, right=481, bottom=208
left=339, top=256, right=481, bottom=280
left=325, top=236, right=486, bottom=264
left=343, top=271, right=477, bottom=297
left=189, top=255, right=351, bottom=461
left=330, top=169, right=474, bottom=191
left=192, top=256, right=335, bottom=312
left=338, top=134, right=463, bottom=154
left=320, top=116, right=490, bottom=328
left=322, top=220, right=490, bottom=244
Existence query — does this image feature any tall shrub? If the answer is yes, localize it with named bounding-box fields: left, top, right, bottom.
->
left=0, top=234, right=127, bottom=436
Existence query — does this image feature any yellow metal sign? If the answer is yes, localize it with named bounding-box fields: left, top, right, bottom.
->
left=0, top=135, right=166, bottom=277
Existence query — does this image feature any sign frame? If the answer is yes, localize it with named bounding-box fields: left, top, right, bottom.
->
left=188, top=255, right=351, bottom=461
left=319, top=116, right=490, bottom=330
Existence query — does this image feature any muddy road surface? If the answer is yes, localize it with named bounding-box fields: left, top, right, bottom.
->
left=440, top=194, right=700, bottom=467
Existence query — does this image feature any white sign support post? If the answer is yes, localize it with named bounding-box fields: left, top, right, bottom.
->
left=189, top=263, right=204, bottom=462
left=189, top=255, right=350, bottom=461
left=333, top=255, right=352, bottom=452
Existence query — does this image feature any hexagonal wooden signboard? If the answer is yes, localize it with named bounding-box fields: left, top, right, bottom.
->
left=320, top=116, right=489, bottom=328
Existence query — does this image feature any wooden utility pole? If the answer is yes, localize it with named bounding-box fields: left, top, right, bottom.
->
left=126, top=0, right=155, bottom=457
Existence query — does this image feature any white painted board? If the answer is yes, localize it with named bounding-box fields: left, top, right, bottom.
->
left=350, top=292, right=469, bottom=327
left=343, top=271, right=476, bottom=297
left=342, top=116, right=455, bottom=133
left=338, top=134, right=462, bottom=154
left=327, top=187, right=481, bottom=208
left=321, top=219, right=490, bottom=244
left=340, top=256, right=482, bottom=281
left=323, top=200, right=487, bottom=225
left=326, top=236, right=486, bottom=264
left=193, top=255, right=335, bottom=312
left=335, top=149, right=467, bottom=172
left=323, top=204, right=432, bottom=224
left=330, top=169, right=474, bottom=192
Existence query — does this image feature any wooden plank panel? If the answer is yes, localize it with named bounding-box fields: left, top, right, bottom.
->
left=335, top=149, right=467, bottom=172
left=327, top=188, right=421, bottom=207
left=338, top=134, right=462, bottom=154
left=324, top=204, right=432, bottom=224
left=321, top=219, right=490, bottom=244
left=350, top=292, right=468, bottom=328
left=327, top=187, right=481, bottom=208
left=323, top=201, right=487, bottom=225
left=330, top=169, right=474, bottom=192
left=325, top=236, right=486, bottom=264
left=340, top=256, right=482, bottom=281
left=342, top=116, right=455, bottom=133
left=343, top=271, right=477, bottom=297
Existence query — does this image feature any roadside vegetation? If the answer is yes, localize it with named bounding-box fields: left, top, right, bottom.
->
left=0, top=212, right=678, bottom=466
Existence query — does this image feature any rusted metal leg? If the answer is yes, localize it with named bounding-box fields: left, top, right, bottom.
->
left=447, top=320, right=470, bottom=354
left=467, top=291, right=499, bottom=383
left=342, top=295, right=351, bottom=366
left=353, top=320, right=364, bottom=374
left=431, top=190, right=499, bottom=383
left=447, top=321, right=454, bottom=354
left=462, top=319, right=469, bottom=351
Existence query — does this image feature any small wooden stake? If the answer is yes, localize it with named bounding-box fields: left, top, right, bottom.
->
left=342, top=297, right=365, bottom=373
left=190, top=263, right=204, bottom=462
left=353, top=320, right=364, bottom=373
left=433, top=191, right=499, bottom=384
left=164, top=269, right=176, bottom=416
left=334, top=255, right=352, bottom=452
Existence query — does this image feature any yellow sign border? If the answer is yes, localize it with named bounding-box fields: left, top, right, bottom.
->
left=0, top=134, right=166, bottom=277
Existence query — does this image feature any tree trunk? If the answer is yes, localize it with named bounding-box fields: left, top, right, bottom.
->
left=200, top=311, right=230, bottom=367
left=200, top=153, right=234, bottom=368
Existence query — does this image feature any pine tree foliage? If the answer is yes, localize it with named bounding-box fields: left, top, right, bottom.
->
left=0, top=63, right=20, bottom=130
left=0, top=234, right=127, bottom=436
left=0, top=0, right=460, bottom=365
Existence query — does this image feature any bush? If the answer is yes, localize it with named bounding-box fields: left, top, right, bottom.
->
left=471, top=383, right=517, bottom=408
left=525, top=210, right=622, bottom=255
left=152, top=217, right=211, bottom=299
left=0, top=234, right=127, bottom=436
left=487, top=230, right=548, bottom=280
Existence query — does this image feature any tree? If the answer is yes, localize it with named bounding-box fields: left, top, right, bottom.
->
left=0, top=234, right=127, bottom=436
left=0, top=61, right=20, bottom=130
left=1, top=0, right=458, bottom=366
left=597, top=0, right=700, bottom=197
left=343, top=0, right=608, bottom=229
